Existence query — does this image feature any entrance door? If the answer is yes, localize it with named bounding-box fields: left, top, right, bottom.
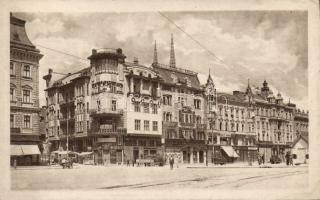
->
left=133, top=149, right=139, bottom=163
left=199, top=151, right=204, bottom=163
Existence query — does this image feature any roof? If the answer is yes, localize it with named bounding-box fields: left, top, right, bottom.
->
left=10, top=15, right=38, bottom=51
left=49, top=67, right=90, bottom=89
left=292, top=135, right=308, bottom=147
left=152, top=63, right=201, bottom=90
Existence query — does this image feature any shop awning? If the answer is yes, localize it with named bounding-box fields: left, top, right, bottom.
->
left=20, top=145, right=40, bottom=155
left=11, top=145, right=24, bottom=156
left=221, top=146, right=239, bottom=158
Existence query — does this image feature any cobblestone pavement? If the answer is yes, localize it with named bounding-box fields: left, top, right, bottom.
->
left=11, top=164, right=308, bottom=190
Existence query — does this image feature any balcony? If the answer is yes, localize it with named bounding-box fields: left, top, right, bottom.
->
left=165, top=138, right=206, bottom=146
left=196, top=123, right=206, bottom=130
left=179, top=122, right=194, bottom=128
left=163, top=121, right=178, bottom=128
left=59, top=117, right=75, bottom=123
left=10, top=127, right=21, bottom=134
left=90, top=108, right=123, bottom=117
left=93, top=127, right=126, bottom=135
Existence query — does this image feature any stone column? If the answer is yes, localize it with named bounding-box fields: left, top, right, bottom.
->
left=130, top=77, right=134, bottom=93
left=140, top=79, right=143, bottom=93
left=121, top=149, right=124, bottom=165
left=197, top=151, right=200, bottom=164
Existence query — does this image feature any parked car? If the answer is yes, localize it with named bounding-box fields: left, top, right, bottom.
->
left=270, top=155, right=281, bottom=164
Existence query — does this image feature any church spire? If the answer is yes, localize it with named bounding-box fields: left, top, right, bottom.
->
left=246, top=78, right=252, bottom=95
left=169, top=33, right=176, bottom=68
left=153, top=40, right=158, bottom=64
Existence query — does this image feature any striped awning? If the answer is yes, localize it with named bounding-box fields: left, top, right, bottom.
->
left=11, top=145, right=23, bottom=156
left=221, top=146, right=239, bottom=158
left=10, top=145, right=40, bottom=156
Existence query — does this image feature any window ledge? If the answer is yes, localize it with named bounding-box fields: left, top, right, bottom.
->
left=22, top=76, right=32, bottom=80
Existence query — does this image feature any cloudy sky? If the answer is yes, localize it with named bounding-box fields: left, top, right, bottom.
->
left=14, top=11, right=308, bottom=110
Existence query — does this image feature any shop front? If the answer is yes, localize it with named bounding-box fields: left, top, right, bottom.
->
left=93, top=137, right=123, bottom=165
left=10, top=144, right=41, bottom=166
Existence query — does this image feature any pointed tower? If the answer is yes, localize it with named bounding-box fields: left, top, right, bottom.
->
left=153, top=40, right=158, bottom=65
left=246, top=79, right=253, bottom=95
left=169, top=34, right=176, bottom=68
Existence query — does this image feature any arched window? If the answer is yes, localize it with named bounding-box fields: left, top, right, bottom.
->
left=219, top=122, right=222, bottom=130
left=225, top=122, right=228, bottom=131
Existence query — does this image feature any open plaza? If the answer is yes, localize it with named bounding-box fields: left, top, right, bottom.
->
left=11, top=163, right=308, bottom=190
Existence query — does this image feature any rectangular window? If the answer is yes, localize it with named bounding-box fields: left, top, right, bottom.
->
left=10, top=62, right=14, bottom=75
left=57, top=126, right=60, bottom=135
left=23, top=90, right=31, bottom=103
left=134, top=120, right=141, bottom=130
left=152, top=121, right=158, bottom=131
left=152, top=104, right=158, bottom=114
left=144, top=120, right=149, bottom=131
left=10, top=114, right=14, bottom=128
left=134, top=102, right=140, bottom=112
left=24, top=115, right=31, bottom=128
left=144, top=103, right=149, bottom=113
left=111, top=100, right=117, bottom=111
left=10, top=88, right=14, bottom=101
left=23, top=65, right=31, bottom=77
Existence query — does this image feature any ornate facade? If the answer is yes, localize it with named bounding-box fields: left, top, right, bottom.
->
left=10, top=14, right=43, bottom=165
left=43, top=35, right=308, bottom=165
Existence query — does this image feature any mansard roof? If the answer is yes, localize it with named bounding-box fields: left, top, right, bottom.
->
left=152, top=63, right=201, bottom=90
left=10, top=15, right=39, bottom=52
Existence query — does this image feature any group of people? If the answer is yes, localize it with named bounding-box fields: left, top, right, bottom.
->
left=285, top=151, right=294, bottom=166
left=258, top=154, right=265, bottom=165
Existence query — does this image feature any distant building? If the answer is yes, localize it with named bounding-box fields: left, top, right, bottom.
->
left=10, top=14, right=43, bottom=165
left=43, top=34, right=308, bottom=166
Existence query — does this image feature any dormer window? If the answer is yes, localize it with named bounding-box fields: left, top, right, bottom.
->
left=171, top=73, right=177, bottom=83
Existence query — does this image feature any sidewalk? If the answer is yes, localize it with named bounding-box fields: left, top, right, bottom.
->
left=185, top=162, right=308, bottom=169
left=11, top=163, right=82, bottom=170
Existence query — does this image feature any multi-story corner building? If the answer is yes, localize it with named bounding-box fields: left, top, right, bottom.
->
left=44, top=48, right=163, bottom=165
left=10, top=14, right=43, bottom=165
left=43, top=34, right=308, bottom=165
left=245, top=80, right=296, bottom=162
left=153, top=35, right=207, bottom=165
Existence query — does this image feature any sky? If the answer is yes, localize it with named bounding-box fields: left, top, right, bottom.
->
left=14, top=11, right=308, bottom=110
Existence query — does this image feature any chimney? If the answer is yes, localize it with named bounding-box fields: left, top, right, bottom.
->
left=133, top=57, right=139, bottom=64
left=43, top=68, right=53, bottom=88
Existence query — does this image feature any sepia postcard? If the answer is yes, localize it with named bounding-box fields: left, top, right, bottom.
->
left=0, top=0, right=319, bottom=199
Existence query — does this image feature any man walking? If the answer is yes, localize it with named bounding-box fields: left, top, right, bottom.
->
left=169, top=155, right=174, bottom=170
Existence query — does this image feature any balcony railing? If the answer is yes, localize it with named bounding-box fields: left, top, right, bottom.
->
left=10, top=127, right=20, bottom=134
left=95, top=127, right=127, bottom=135
left=163, top=121, right=178, bottom=128
left=196, top=123, right=206, bottom=130
left=90, top=108, right=123, bottom=116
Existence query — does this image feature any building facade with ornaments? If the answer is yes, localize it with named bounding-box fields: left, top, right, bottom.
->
left=43, top=35, right=308, bottom=165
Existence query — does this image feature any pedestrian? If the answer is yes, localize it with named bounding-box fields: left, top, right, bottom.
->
left=169, top=155, right=174, bottom=170
left=285, top=152, right=290, bottom=166
left=289, top=153, right=293, bottom=166
left=262, top=154, right=265, bottom=165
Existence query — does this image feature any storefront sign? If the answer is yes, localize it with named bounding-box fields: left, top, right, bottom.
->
left=97, top=137, right=116, bottom=143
